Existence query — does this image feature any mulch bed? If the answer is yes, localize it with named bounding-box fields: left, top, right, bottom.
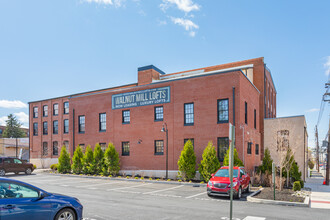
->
left=254, top=187, right=304, bottom=203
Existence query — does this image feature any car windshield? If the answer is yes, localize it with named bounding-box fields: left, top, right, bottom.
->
left=215, top=169, right=239, bottom=178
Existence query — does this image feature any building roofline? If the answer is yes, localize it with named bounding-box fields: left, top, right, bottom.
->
left=28, top=83, right=137, bottom=104
left=264, top=115, right=305, bottom=120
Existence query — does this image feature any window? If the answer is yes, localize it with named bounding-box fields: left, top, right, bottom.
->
left=42, top=142, right=48, bottom=156
left=255, top=144, right=259, bottom=155
left=100, top=143, right=107, bottom=152
left=154, top=106, right=163, bottom=121
left=245, top=102, right=248, bottom=124
left=63, top=102, right=69, bottom=114
left=53, top=103, right=59, bottom=116
left=0, top=182, right=39, bottom=198
left=247, top=142, right=252, bottom=154
left=43, top=105, right=48, bottom=117
left=122, top=142, right=130, bottom=156
left=33, top=123, right=38, bottom=136
left=99, top=113, right=106, bottom=132
left=254, top=109, right=256, bottom=129
left=80, top=144, right=85, bottom=153
left=53, top=141, right=58, bottom=155
left=78, top=116, right=85, bottom=133
left=217, top=137, right=229, bottom=162
left=43, top=122, right=48, bottom=135
left=218, top=99, right=229, bottom=123
left=53, top=120, right=58, bottom=134
left=184, top=103, right=194, bottom=125
left=154, top=140, right=164, bottom=155
left=184, top=138, right=194, bottom=147
left=0, top=129, right=2, bottom=135
left=33, top=107, right=38, bottom=118
left=122, top=110, right=130, bottom=124
left=63, top=119, right=69, bottom=134
left=63, top=141, right=69, bottom=152
left=14, top=159, right=22, bottom=164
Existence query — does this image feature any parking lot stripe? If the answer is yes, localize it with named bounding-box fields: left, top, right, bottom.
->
left=106, top=183, right=153, bottom=191
left=143, top=185, right=184, bottom=194
left=243, top=216, right=266, bottom=220
left=54, top=179, right=99, bottom=185
left=76, top=181, right=120, bottom=188
left=185, top=192, right=206, bottom=199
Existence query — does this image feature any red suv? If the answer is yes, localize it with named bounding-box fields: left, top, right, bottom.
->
left=0, top=157, right=35, bottom=176
left=207, top=166, right=251, bottom=199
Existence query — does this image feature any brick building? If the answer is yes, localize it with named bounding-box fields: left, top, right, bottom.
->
left=29, top=57, right=276, bottom=177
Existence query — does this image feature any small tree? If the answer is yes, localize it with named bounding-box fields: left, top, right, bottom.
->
left=198, top=141, right=220, bottom=182
left=308, top=160, right=314, bottom=170
left=93, top=143, right=104, bottom=175
left=72, top=146, right=84, bottom=174
left=283, top=147, right=295, bottom=188
left=178, top=140, right=196, bottom=180
left=82, top=145, right=94, bottom=174
left=57, top=146, right=71, bottom=173
left=103, top=142, right=120, bottom=176
left=223, top=148, right=244, bottom=167
left=258, top=148, right=273, bottom=174
left=2, top=114, right=25, bottom=138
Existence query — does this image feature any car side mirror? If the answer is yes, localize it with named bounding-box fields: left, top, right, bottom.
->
left=211, top=174, right=214, bottom=177
left=35, top=191, right=46, bottom=201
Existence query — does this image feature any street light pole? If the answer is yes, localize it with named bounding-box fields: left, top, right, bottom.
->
left=161, top=123, right=169, bottom=179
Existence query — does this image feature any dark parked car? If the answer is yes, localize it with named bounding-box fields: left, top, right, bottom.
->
left=207, top=166, right=251, bottom=199
left=0, top=177, right=83, bottom=220
left=0, top=157, right=35, bottom=176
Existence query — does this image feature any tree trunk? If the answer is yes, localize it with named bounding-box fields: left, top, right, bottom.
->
left=280, top=167, right=282, bottom=191
left=287, top=170, right=289, bottom=188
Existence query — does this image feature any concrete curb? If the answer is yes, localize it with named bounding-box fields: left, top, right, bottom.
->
left=247, top=188, right=310, bottom=208
left=48, top=172, right=207, bottom=187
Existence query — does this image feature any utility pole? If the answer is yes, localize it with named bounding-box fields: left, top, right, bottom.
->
left=316, top=126, right=320, bottom=172
left=326, top=118, right=330, bottom=185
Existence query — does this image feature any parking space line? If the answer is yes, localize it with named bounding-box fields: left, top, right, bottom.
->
left=11, top=176, right=58, bottom=181
left=76, top=181, right=120, bottom=188
left=185, top=192, right=206, bottom=199
left=143, top=185, right=184, bottom=194
left=106, top=183, right=153, bottom=191
left=55, top=179, right=99, bottom=185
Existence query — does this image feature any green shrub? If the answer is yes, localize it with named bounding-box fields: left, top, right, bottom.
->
left=93, top=143, right=104, bottom=175
left=50, top=164, right=58, bottom=170
left=308, top=160, right=314, bottom=170
left=82, top=145, right=94, bottom=174
left=223, top=147, right=244, bottom=167
left=257, top=148, right=273, bottom=174
left=72, top=146, right=84, bottom=174
left=198, top=141, right=220, bottom=182
left=293, top=181, right=301, bottom=191
left=103, top=142, right=120, bottom=176
left=177, top=140, right=196, bottom=180
left=57, top=146, right=71, bottom=173
left=300, top=180, right=304, bottom=188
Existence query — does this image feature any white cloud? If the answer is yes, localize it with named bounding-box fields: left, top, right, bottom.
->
left=306, top=108, right=319, bottom=113
left=324, top=56, right=330, bottom=76
left=160, top=0, right=200, bottom=13
left=157, top=20, right=167, bottom=26
left=0, top=116, right=7, bottom=126
left=14, top=112, right=29, bottom=125
left=0, top=100, right=27, bottom=109
left=83, top=0, right=125, bottom=7
left=171, top=17, right=199, bottom=37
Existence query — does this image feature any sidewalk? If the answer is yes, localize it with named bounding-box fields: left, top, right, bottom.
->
left=305, top=170, right=330, bottom=209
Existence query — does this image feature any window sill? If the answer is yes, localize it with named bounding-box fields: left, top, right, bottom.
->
left=184, top=123, right=194, bottom=126
left=154, top=153, right=164, bottom=156
left=78, top=132, right=85, bottom=134
left=99, top=130, right=106, bottom=133
left=122, top=154, right=130, bottom=156
left=217, top=121, right=229, bottom=124
left=122, top=122, right=130, bottom=125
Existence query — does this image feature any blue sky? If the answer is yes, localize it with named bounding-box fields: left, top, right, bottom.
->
left=0, top=0, right=329, bottom=148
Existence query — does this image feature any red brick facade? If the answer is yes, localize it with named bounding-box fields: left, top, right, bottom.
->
left=29, top=57, right=276, bottom=174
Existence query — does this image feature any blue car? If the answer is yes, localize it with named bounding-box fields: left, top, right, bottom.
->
left=0, top=177, right=83, bottom=220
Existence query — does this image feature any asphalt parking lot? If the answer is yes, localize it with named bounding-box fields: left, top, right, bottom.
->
left=5, top=173, right=330, bottom=220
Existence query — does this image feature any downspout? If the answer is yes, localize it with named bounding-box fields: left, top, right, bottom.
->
left=28, top=104, right=30, bottom=162
left=72, top=108, right=75, bottom=154
left=304, top=126, right=306, bottom=181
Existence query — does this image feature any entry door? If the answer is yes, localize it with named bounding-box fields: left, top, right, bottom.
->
left=3, top=158, right=14, bottom=173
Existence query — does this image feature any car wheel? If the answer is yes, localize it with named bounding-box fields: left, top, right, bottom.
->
left=55, top=208, right=76, bottom=220
left=246, top=182, right=251, bottom=193
left=236, top=187, right=242, bottom=199
left=25, top=168, right=32, bottom=175
left=0, top=169, right=5, bottom=176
